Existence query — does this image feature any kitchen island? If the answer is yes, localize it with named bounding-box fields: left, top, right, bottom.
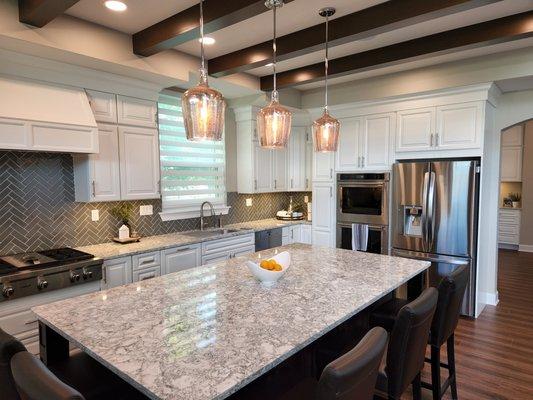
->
left=33, top=244, right=429, bottom=400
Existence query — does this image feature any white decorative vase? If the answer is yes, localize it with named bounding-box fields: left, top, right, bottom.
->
left=512, top=201, right=521, bottom=209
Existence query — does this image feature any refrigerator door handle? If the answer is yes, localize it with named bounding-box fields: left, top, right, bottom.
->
left=392, top=249, right=470, bottom=265
left=427, top=171, right=436, bottom=249
left=421, top=172, right=430, bottom=251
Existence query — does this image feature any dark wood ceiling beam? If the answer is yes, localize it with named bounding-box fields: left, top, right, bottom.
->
left=18, top=0, right=80, bottom=27
left=133, top=0, right=294, bottom=57
left=260, top=11, right=533, bottom=91
left=209, top=0, right=503, bottom=77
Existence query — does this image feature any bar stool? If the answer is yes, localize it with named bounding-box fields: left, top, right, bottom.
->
left=11, top=351, right=85, bottom=400
left=375, top=287, right=438, bottom=400
left=371, top=265, right=469, bottom=400
left=0, top=327, right=148, bottom=400
left=317, top=327, right=388, bottom=400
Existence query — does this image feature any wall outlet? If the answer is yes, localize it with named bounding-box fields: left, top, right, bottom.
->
left=304, top=196, right=309, bottom=203
left=140, top=205, right=153, bottom=216
left=91, top=210, right=99, bottom=222
left=246, top=198, right=253, bottom=207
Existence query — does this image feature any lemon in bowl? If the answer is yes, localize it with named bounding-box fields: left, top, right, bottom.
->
left=246, top=251, right=291, bottom=285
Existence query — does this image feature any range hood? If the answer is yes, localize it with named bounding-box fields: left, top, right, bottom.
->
left=0, top=76, right=98, bottom=153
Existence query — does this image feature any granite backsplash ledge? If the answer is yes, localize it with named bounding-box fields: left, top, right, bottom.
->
left=0, top=151, right=310, bottom=254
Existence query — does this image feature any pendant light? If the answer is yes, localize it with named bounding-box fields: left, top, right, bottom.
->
left=313, top=7, right=340, bottom=152
left=257, top=0, right=292, bottom=149
left=182, top=0, right=226, bottom=141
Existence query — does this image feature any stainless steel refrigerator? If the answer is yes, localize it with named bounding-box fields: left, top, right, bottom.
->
left=392, top=159, right=480, bottom=317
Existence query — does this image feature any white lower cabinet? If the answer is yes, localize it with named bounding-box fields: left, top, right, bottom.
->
left=301, top=225, right=312, bottom=245
left=201, top=233, right=255, bottom=265
left=498, top=209, right=521, bottom=246
left=102, top=257, right=132, bottom=289
left=282, top=225, right=312, bottom=245
left=132, top=251, right=161, bottom=283
left=162, top=244, right=201, bottom=274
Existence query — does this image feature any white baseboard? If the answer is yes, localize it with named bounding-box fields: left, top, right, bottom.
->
left=519, top=244, right=533, bottom=253
left=499, top=243, right=519, bottom=250
left=478, top=291, right=499, bottom=306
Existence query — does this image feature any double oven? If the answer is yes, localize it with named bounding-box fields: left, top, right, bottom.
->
left=336, top=173, right=389, bottom=254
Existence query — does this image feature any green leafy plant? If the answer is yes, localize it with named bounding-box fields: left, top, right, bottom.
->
left=110, top=203, right=134, bottom=225
left=508, top=192, right=522, bottom=202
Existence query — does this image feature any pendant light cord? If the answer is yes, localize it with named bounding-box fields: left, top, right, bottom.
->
left=324, top=13, right=329, bottom=111
left=272, top=4, right=278, bottom=97
left=200, top=0, right=206, bottom=76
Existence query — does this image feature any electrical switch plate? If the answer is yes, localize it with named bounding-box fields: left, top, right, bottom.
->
left=246, top=198, right=253, bottom=207
left=140, top=205, right=153, bottom=216
left=304, top=196, right=309, bottom=203
left=91, top=210, right=99, bottom=222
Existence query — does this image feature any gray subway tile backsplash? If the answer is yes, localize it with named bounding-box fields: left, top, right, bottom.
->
left=0, top=151, right=310, bottom=254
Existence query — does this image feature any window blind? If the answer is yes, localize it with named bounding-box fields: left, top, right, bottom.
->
left=158, top=93, right=227, bottom=215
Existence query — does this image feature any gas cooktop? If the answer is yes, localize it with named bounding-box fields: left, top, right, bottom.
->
left=0, top=248, right=94, bottom=271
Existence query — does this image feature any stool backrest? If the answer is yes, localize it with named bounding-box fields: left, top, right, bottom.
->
left=386, top=287, right=438, bottom=398
left=10, top=351, right=85, bottom=400
left=0, top=327, right=26, bottom=400
left=317, top=327, right=388, bottom=400
left=431, top=264, right=470, bottom=346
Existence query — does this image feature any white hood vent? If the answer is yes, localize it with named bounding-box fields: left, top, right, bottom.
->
left=0, top=76, right=98, bottom=153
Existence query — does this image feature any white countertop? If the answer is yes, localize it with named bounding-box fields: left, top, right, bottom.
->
left=34, top=244, right=429, bottom=400
left=76, top=219, right=310, bottom=260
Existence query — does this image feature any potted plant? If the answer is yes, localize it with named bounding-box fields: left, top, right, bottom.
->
left=110, top=203, right=134, bottom=231
left=508, top=192, right=522, bottom=208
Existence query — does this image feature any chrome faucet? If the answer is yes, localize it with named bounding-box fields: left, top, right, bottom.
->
left=200, top=201, right=215, bottom=231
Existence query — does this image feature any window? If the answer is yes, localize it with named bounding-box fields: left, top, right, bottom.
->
left=158, top=92, right=228, bottom=220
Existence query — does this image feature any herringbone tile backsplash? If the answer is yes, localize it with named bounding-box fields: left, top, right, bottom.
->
left=0, top=152, right=310, bottom=254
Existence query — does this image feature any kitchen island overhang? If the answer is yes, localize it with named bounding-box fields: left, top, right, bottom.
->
left=33, top=244, right=430, bottom=400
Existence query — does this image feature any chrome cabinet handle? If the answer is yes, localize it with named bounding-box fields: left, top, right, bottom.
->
left=103, top=266, right=107, bottom=284
left=430, top=134, right=434, bottom=147
left=254, top=179, right=257, bottom=191
left=435, top=133, right=439, bottom=147
left=140, top=274, right=155, bottom=281
left=362, top=156, right=365, bottom=168
left=290, top=178, right=294, bottom=188
left=330, top=186, right=333, bottom=198
left=329, top=168, right=333, bottom=179
left=305, top=178, right=309, bottom=188
left=140, top=258, right=155, bottom=265
left=25, top=319, right=38, bottom=325
left=92, top=181, right=96, bottom=197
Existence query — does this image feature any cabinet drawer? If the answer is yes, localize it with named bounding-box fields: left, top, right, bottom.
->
left=202, top=234, right=255, bottom=255
left=132, top=251, right=161, bottom=271
left=202, top=253, right=230, bottom=266
left=232, top=245, right=256, bottom=258
left=162, top=244, right=201, bottom=274
left=132, top=266, right=161, bottom=282
left=0, top=309, right=38, bottom=336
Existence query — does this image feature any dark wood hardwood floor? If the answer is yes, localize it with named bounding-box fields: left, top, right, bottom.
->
left=416, top=249, right=533, bottom=400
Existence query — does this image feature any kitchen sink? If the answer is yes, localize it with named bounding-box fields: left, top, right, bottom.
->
left=184, top=228, right=241, bottom=238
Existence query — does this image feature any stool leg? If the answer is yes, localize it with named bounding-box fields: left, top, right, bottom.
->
left=431, top=345, right=441, bottom=400
left=412, top=373, right=422, bottom=400
left=447, top=334, right=458, bottom=400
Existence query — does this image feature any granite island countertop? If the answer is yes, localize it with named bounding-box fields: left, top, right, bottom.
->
left=34, top=244, right=429, bottom=400
left=76, top=218, right=310, bottom=260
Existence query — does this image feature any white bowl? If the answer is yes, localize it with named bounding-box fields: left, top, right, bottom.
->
left=246, top=251, right=291, bottom=286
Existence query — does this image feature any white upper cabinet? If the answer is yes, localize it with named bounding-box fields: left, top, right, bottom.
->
left=86, top=90, right=117, bottom=123
left=396, top=107, right=435, bottom=152
left=362, top=114, right=393, bottom=170
left=501, top=125, right=523, bottom=146
left=117, top=95, right=158, bottom=128
left=436, top=102, right=482, bottom=150
left=73, top=124, right=121, bottom=202
left=273, top=147, right=288, bottom=191
left=305, top=132, right=313, bottom=190
left=253, top=142, right=273, bottom=192
left=288, top=127, right=307, bottom=191
left=336, top=117, right=362, bottom=171
left=313, top=151, right=335, bottom=182
left=119, top=126, right=160, bottom=200
left=500, top=146, right=523, bottom=182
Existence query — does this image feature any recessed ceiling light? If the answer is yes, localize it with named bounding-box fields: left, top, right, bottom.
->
left=104, top=1, right=127, bottom=12
left=199, top=37, right=216, bottom=45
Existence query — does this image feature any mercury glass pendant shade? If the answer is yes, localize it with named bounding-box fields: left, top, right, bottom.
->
left=182, top=69, right=225, bottom=141
left=313, top=109, right=340, bottom=152
left=257, top=91, right=292, bottom=149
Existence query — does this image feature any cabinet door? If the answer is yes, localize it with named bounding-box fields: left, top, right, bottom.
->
left=117, top=96, right=157, bottom=128
left=313, top=151, right=335, bottom=182
left=336, top=117, right=362, bottom=171
left=362, top=114, right=392, bottom=170
left=500, top=146, right=523, bottom=182
left=291, top=225, right=302, bottom=243
left=102, top=257, right=132, bottom=289
left=301, top=225, right=312, bottom=244
left=501, top=125, right=523, bottom=147
left=288, top=127, right=307, bottom=191
left=161, top=245, right=201, bottom=274
left=396, top=107, right=435, bottom=152
left=86, top=90, right=117, bottom=123
left=119, top=126, right=160, bottom=200
left=312, top=183, right=335, bottom=247
left=202, top=252, right=230, bottom=266
left=254, top=143, right=272, bottom=192
left=436, top=102, right=482, bottom=150
left=273, top=147, right=288, bottom=191
left=305, top=135, right=313, bottom=190
left=91, top=124, right=121, bottom=201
